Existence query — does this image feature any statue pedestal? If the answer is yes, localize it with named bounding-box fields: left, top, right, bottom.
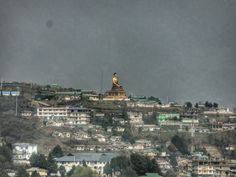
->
left=103, top=73, right=129, bottom=101
left=104, top=86, right=128, bottom=100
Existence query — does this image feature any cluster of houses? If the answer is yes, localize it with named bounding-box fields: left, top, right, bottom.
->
left=4, top=84, right=234, bottom=177
left=10, top=141, right=236, bottom=177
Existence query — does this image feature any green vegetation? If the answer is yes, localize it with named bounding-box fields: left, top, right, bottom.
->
left=50, top=144, right=63, bottom=158
left=31, top=171, right=41, bottom=177
left=30, top=145, right=63, bottom=173
left=105, top=154, right=162, bottom=177
left=122, top=128, right=135, bottom=144
left=16, top=167, right=29, bottom=177
left=0, top=172, right=9, bottom=177
left=171, top=135, right=190, bottom=155
left=147, top=96, right=161, bottom=104
left=58, top=166, right=66, bottom=177
left=230, top=150, right=236, bottom=159
left=66, top=166, right=76, bottom=177
left=0, top=143, right=13, bottom=171
left=163, top=170, right=176, bottom=177
left=143, top=112, right=157, bottom=124
left=30, top=154, right=48, bottom=169
left=67, top=166, right=99, bottom=177
left=207, top=131, right=236, bottom=158
left=185, top=102, right=192, bottom=109
left=47, top=152, right=58, bottom=173
left=204, top=101, right=218, bottom=108
left=131, top=153, right=162, bottom=176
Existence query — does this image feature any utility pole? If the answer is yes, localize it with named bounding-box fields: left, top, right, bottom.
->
left=15, top=86, right=19, bottom=116
left=15, top=95, right=18, bottom=116
left=190, top=122, right=195, bottom=154
left=99, top=70, right=104, bottom=100
left=100, top=70, right=103, bottom=94
left=0, top=78, right=2, bottom=90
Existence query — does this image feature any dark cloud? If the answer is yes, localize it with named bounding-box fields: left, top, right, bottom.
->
left=1, top=0, right=236, bottom=106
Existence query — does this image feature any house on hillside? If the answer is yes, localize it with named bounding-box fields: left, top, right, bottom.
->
left=12, top=143, right=37, bottom=164
left=55, top=152, right=119, bottom=175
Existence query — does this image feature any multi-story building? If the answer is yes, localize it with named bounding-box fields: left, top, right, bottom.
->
left=128, top=112, right=144, bottom=127
left=55, top=153, right=118, bottom=175
left=37, top=106, right=91, bottom=125
left=192, top=160, right=230, bottom=177
left=37, top=107, right=68, bottom=119
left=67, top=107, right=91, bottom=125
left=12, top=143, right=37, bottom=164
left=156, top=159, right=172, bottom=174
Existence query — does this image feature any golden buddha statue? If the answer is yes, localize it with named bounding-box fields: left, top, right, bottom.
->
left=103, top=72, right=128, bottom=100
left=112, top=73, right=121, bottom=88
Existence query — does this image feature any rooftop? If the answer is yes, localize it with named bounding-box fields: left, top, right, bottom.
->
left=55, top=152, right=119, bottom=162
left=13, top=143, right=37, bottom=147
left=140, top=173, right=163, bottom=177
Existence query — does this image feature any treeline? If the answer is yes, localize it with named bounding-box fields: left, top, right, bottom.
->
left=15, top=145, right=64, bottom=177
left=0, top=142, right=13, bottom=177
left=104, top=153, right=163, bottom=177
left=185, top=101, right=219, bottom=109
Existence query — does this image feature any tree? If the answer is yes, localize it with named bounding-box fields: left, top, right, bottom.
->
left=47, top=152, right=57, bottom=173
left=130, top=153, right=151, bottom=176
left=169, top=155, right=177, bottom=170
left=67, top=166, right=76, bottom=177
left=208, top=102, right=213, bottom=108
left=205, top=101, right=209, bottom=108
left=143, top=112, right=158, bottom=124
left=205, top=101, right=213, bottom=108
left=122, top=109, right=128, bottom=120
left=213, top=102, right=218, bottom=108
left=0, top=144, right=13, bottom=170
left=71, top=166, right=100, bottom=177
left=185, top=102, right=192, bottom=109
left=110, top=155, right=131, bottom=172
left=0, top=171, right=9, bottom=177
left=122, top=129, right=135, bottom=144
left=82, top=160, right=87, bottom=167
left=147, top=96, right=161, bottom=104
left=30, top=153, right=48, bottom=169
left=58, top=166, right=66, bottom=177
left=105, top=154, right=162, bottom=177
left=164, top=170, right=176, bottom=177
left=171, top=135, right=190, bottom=155
left=31, top=171, right=41, bottom=177
left=104, top=155, right=131, bottom=175
left=120, top=167, right=138, bottom=177
left=194, top=103, right=199, bottom=108
left=230, top=150, right=236, bottom=159
left=148, top=159, right=162, bottom=175
left=16, top=167, right=29, bottom=177
left=51, top=145, right=63, bottom=158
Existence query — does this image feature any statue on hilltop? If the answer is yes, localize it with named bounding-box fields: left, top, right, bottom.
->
left=112, top=73, right=123, bottom=90
left=103, top=72, right=128, bottom=100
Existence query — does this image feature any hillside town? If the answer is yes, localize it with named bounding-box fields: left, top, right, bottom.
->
left=0, top=73, right=236, bottom=177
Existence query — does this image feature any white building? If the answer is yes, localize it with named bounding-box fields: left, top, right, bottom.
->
left=128, top=112, right=144, bottom=127
left=55, top=153, right=118, bottom=175
left=193, top=161, right=214, bottom=176
left=37, top=107, right=68, bottom=119
left=127, top=101, right=161, bottom=108
left=37, top=106, right=91, bottom=125
left=21, top=111, right=33, bottom=117
left=12, top=143, right=37, bottom=164
left=156, top=159, right=172, bottom=173
left=67, top=107, right=91, bottom=125
left=203, top=108, right=236, bottom=116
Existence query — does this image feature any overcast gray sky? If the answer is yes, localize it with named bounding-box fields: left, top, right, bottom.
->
left=1, top=0, right=236, bottom=106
